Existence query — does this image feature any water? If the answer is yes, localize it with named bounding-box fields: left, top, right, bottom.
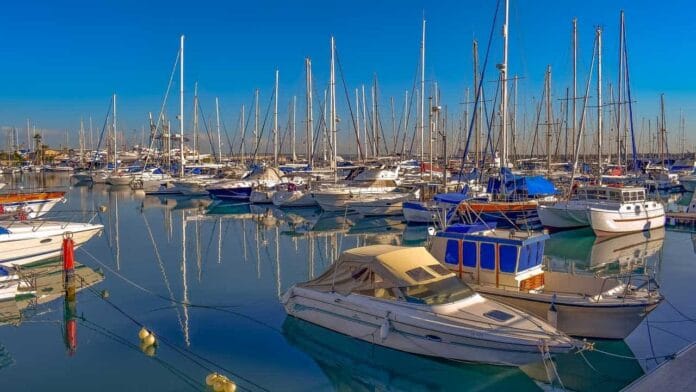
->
left=0, top=173, right=694, bottom=391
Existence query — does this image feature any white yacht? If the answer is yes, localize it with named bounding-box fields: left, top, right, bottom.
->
left=537, top=185, right=610, bottom=231
left=272, top=182, right=317, bottom=207
left=345, top=188, right=420, bottom=216
left=429, top=224, right=663, bottom=339
left=0, top=220, right=104, bottom=266
left=312, top=166, right=400, bottom=212
left=588, top=187, right=665, bottom=236
left=282, top=245, right=574, bottom=366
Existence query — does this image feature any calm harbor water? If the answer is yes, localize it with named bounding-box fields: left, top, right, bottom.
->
left=0, top=173, right=694, bottom=391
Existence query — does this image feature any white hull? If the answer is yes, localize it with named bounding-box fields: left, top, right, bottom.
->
left=1, top=198, right=63, bottom=219
left=537, top=204, right=590, bottom=230
left=589, top=203, right=665, bottom=236
left=283, top=286, right=572, bottom=366
left=106, top=175, right=133, bottom=186
left=403, top=204, right=438, bottom=223
left=0, top=222, right=103, bottom=266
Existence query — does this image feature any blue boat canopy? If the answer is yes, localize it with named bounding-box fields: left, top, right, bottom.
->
left=433, top=189, right=469, bottom=204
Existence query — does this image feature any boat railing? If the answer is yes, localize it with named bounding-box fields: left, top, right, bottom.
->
left=1, top=210, right=102, bottom=232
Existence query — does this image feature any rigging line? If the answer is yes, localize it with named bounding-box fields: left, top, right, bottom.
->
left=143, top=49, right=180, bottom=169
left=195, top=98, right=219, bottom=163
left=458, top=0, right=501, bottom=180
left=90, top=96, right=115, bottom=169
left=251, top=86, right=275, bottom=161
left=334, top=47, right=364, bottom=161
left=238, top=95, right=256, bottom=156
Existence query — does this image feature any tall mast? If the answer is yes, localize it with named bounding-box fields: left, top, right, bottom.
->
left=660, top=94, right=666, bottom=165
left=240, top=104, right=245, bottom=163
left=193, top=82, right=199, bottom=163
left=361, top=85, right=368, bottom=159
left=545, top=65, right=552, bottom=174
left=473, top=40, right=480, bottom=168
left=113, top=93, right=117, bottom=169
left=274, top=69, right=279, bottom=166
left=292, top=95, right=297, bottom=162
left=179, top=35, right=185, bottom=177
left=572, top=18, right=578, bottom=161
left=596, top=27, right=603, bottom=183
left=215, top=97, right=222, bottom=163
left=500, top=0, right=510, bottom=168
left=330, top=36, right=337, bottom=180
left=254, top=89, right=259, bottom=162
left=371, top=81, right=377, bottom=157
left=79, top=117, right=84, bottom=166
left=420, top=18, right=426, bottom=168
left=26, top=119, right=31, bottom=153
left=305, top=58, right=313, bottom=167
left=355, top=88, right=361, bottom=159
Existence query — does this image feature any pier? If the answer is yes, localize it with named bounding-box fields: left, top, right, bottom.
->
left=622, top=343, right=696, bottom=391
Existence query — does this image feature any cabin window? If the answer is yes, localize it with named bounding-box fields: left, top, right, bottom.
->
left=405, top=267, right=436, bottom=282
left=480, top=243, right=495, bottom=270
left=463, top=241, right=477, bottom=267
left=444, top=240, right=459, bottom=265
left=518, top=243, right=542, bottom=272
left=427, top=264, right=450, bottom=276
left=499, top=245, right=518, bottom=273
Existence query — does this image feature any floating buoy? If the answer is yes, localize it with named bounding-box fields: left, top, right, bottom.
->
left=205, top=373, right=220, bottom=386
left=223, top=381, right=237, bottom=392
left=98, top=205, right=108, bottom=212
left=138, top=328, right=150, bottom=340
left=143, top=333, right=156, bottom=347
left=213, top=380, right=225, bottom=392
left=101, top=289, right=110, bottom=299
left=140, top=342, right=156, bottom=357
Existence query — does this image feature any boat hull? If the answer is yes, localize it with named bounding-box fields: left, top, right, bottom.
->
left=207, top=187, right=252, bottom=201
left=283, top=287, right=572, bottom=366
left=0, top=224, right=103, bottom=266
left=272, top=191, right=317, bottom=207
left=589, top=204, right=665, bottom=236
left=537, top=204, right=590, bottom=231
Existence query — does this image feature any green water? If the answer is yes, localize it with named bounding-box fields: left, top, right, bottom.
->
left=0, top=173, right=694, bottom=391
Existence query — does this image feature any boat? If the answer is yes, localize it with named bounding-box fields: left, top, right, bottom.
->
left=679, top=171, right=696, bottom=192
left=429, top=224, right=662, bottom=339
left=311, top=166, right=400, bottom=212
left=588, top=186, right=665, bottom=236
left=344, top=188, right=420, bottom=216
left=207, top=166, right=282, bottom=201
left=538, top=185, right=628, bottom=231
left=0, top=220, right=104, bottom=266
left=403, top=191, right=469, bottom=224
left=0, top=191, right=66, bottom=219
left=281, top=244, right=574, bottom=366
left=272, top=182, right=317, bottom=207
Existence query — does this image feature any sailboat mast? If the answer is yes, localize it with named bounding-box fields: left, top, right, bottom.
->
left=572, top=18, right=578, bottom=161
left=420, top=18, right=426, bottom=168
left=305, top=58, right=313, bottom=166
left=500, top=0, right=510, bottom=168
left=215, top=97, right=222, bottom=163
left=596, top=27, right=603, bottom=184
left=545, top=66, right=552, bottom=174
left=113, top=93, right=117, bottom=169
left=274, top=69, right=279, bottom=166
left=292, top=95, right=297, bottom=162
left=330, top=36, right=337, bottom=180
left=254, top=89, right=259, bottom=162
left=179, top=35, right=185, bottom=177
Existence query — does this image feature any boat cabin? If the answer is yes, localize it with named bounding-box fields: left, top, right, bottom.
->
left=429, top=224, right=549, bottom=291
left=574, top=186, right=646, bottom=204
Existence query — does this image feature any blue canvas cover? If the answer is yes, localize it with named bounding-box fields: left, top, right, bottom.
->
left=433, top=189, right=469, bottom=204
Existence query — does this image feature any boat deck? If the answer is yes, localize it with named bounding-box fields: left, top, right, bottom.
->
left=622, top=343, right=696, bottom=392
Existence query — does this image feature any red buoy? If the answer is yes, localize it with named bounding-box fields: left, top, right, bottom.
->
left=62, top=235, right=75, bottom=272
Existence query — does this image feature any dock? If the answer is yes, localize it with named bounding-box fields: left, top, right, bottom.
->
left=622, top=342, right=696, bottom=391
left=666, top=212, right=696, bottom=227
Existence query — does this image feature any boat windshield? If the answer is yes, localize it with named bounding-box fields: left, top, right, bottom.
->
left=399, top=276, right=475, bottom=305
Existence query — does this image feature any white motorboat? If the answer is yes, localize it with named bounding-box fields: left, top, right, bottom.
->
left=282, top=245, right=574, bottom=366
left=680, top=171, right=696, bottom=192
left=272, top=183, right=317, bottom=207
left=345, top=188, right=420, bottom=216
left=403, top=192, right=469, bottom=224
left=0, top=191, right=66, bottom=219
left=312, top=166, right=401, bottom=212
left=0, top=220, right=104, bottom=266
left=129, top=167, right=173, bottom=190
left=538, top=185, right=619, bottom=231
left=207, top=166, right=282, bottom=201
left=429, top=224, right=662, bottom=339
left=90, top=169, right=111, bottom=184
left=70, top=171, right=93, bottom=183
left=588, top=186, right=665, bottom=236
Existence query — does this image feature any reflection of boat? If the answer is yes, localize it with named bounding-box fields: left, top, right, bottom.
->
left=282, top=245, right=573, bottom=366
left=310, top=212, right=358, bottom=235
left=521, top=339, right=644, bottom=392
left=0, top=221, right=104, bottom=266
left=546, top=227, right=665, bottom=273
left=282, top=317, right=541, bottom=391
left=430, top=224, right=662, bottom=339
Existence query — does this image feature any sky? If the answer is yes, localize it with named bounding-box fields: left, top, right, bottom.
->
left=0, top=0, right=694, bottom=153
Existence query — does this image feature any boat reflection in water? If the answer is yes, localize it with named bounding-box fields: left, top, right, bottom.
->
left=282, top=317, right=541, bottom=391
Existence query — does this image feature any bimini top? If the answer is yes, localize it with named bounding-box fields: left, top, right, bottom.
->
left=300, top=245, right=455, bottom=295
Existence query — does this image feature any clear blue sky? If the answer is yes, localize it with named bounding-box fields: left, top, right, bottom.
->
left=0, top=0, right=693, bottom=151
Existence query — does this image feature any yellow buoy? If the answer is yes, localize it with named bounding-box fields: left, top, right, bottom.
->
left=139, top=341, right=156, bottom=357
left=205, top=373, right=219, bottom=386
left=143, top=333, right=156, bottom=347
left=223, top=380, right=237, bottom=392
left=138, top=328, right=150, bottom=340
left=213, top=380, right=225, bottom=392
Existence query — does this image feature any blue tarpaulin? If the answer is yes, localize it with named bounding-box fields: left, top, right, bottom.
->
left=487, top=168, right=557, bottom=197
left=433, top=189, right=469, bottom=204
